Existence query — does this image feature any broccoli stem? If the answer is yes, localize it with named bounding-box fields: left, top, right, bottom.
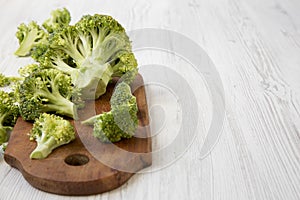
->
left=47, top=102, right=78, bottom=120
left=53, top=58, right=78, bottom=75
left=81, top=115, right=102, bottom=125
left=14, top=29, right=39, bottom=56
left=77, top=62, right=114, bottom=99
left=45, top=96, right=78, bottom=120
left=30, top=136, right=57, bottom=159
left=0, top=113, right=6, bottom=125
left=34, top=87, right=78, bottom=120
left=61, top=35, right=86, bottom=64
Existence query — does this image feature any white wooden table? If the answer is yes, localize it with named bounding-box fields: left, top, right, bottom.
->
left=1, top=0, right=300, bottom=199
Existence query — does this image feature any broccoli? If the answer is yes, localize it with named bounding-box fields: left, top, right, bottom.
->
left=82, top=82, right=138, bottom=142
left=17, top=63, right=42, bottom=77
left=39, top=14, right=138, bottom=99
left=0, top=73, right=23, bottom=87
left=31, top=43, right=50, bottom=62
left=42, top=8, right=71, bottom=33
left=0, top=91, right=19, bottom=145
left=29, top=113, right=75, bottom=159
left=14, top=21, right=48, bottom=57
left=18, top=68, right=82, bottom=121
left=29, top=8, right=71, bottom=61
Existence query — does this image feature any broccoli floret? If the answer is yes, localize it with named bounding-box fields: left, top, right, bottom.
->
left=39, top=14, right=138, bottom=99
left=18, top=68, right=82, bottom=121
left=0, top=91, right=19, bottom=145
left=31, top=43, right=50, bottom=62
left=0, top=73, right=24, bottom=87
left=110, top=80, right=136, bottom=107
left=42, top=8, right=71, bottom=33
left=29, top=113, right=75, bottom=159
left=82, top=82, right=138, bottom=142
left=17, top=63, right=42, bottom=77
left=30, top=8, right=71, bottom=61
left=14, top=21, right=48, bottom=57
left=0, top=73, right=12, bottom=87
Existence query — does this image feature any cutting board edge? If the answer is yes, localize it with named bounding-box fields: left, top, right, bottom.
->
left=4, top=152, right=152, bottom=196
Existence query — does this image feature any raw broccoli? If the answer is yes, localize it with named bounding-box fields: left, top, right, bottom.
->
left=82, top=82, right=138, bottom=142
left=31, top=43, right=50, bottom=62
left=30, top=8, right=71, bottom=61
left=39, top=14, right=138, bottom=99
left=29, top=113, right=75, bottom=159
left=17, top=64, right=42, bottom=77
left=14, top=21, right=48, bottom=57
left=0, top=73, right=23, bottom=87
left=18, top=68, right=82, bottom=121
left=0, top=91, right=19, bottom=145
left=42, top=8, right=71, bottom=33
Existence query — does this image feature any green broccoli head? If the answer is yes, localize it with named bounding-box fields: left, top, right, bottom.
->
left=14, top=21, right=48, bottom=57
left=82, top=82, right=138, bottom=142
left=110, top=81, right=136, bottom=107
left=18, top=68, right=82, bottom=121
left=42, top=8, right=71, bottom=33
left=18, top=64, right=42, bottom=77
left=0, top=73, right=24, bottom=87
left=0, top=91, right=19, bottom=145
left=31, top=43, right=50, bottom=62
left=38, top=14, right=138, bottom=99
left=0, top=73, right=10, bottom=87
left=29, top=113, right=75, bottom=159
left=30, top=8, right=71, bottom=61
left=110, top=82, right=138, bottom=137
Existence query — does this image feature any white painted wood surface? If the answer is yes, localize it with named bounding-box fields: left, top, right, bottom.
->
left=1, top=0, right=300, bottom=199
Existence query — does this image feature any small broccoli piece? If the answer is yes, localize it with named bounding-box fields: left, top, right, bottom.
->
left=0, top=73, right=11, bottom=87
left=82, top=82, right=138, bottom=142
left=30, top=8, right=71, bottom=61
left=31, top=43, right=50, bottom=62
left=42, top=8, right=71, bottom=33
left=29, top=113, right=75, bottom=159
left=109, top=80, right=136, bottom=107
left=18, top=68, right=82, bottom=121
left=17, top=64, right=43, bottom=77
left=14, top=21, right=48, bottom=57
left=0, top=91, right=19, bottom=145
left=0, top=73, right=24, bottom=87
left=39, top=14, right=138, bottom=99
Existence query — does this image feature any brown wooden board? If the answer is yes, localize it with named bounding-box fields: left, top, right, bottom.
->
left=4, top=74, right=152, bottom=196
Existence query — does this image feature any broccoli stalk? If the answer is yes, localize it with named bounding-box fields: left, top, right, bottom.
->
left=18, top=68, right=82, bottom=121
left=29, top=113, right=75, bottom=159
left=82, top=82, right=138, bottom=142
left=14, top=21, right=48, bottom=57
left=0, top=91, right=19, bottom=145
left=39, top=14, right=138, bottom=99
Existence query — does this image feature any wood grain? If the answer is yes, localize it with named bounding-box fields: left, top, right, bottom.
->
left=3, top=75, right=152, bottom=196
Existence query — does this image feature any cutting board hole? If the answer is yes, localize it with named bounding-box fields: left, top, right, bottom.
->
left=64, top=154, right=89, bottom=166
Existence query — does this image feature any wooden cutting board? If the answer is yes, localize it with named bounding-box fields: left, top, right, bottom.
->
left=4, top=74, right=152, bottom=196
